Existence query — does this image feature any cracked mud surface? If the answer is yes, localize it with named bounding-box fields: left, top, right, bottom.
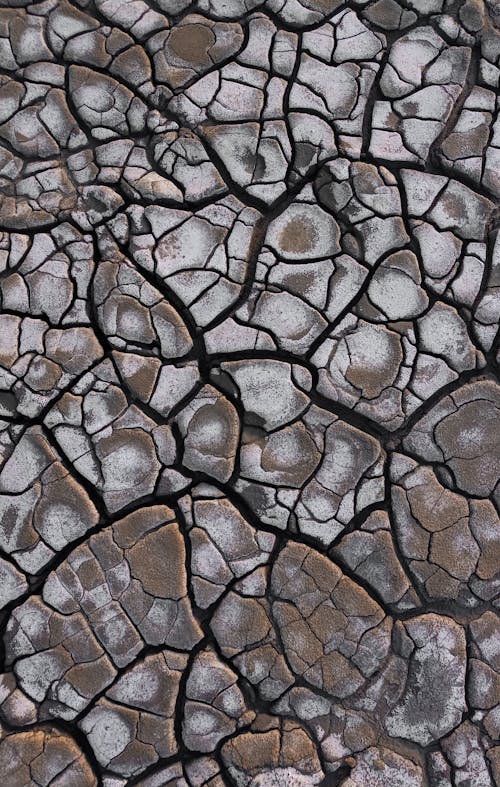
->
left=0, top=0, right=499, bottom=785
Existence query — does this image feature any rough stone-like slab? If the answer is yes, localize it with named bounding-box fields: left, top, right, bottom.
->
left=0, top=1, right=498, bottom=784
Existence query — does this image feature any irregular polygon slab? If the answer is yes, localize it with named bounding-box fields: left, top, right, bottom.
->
left=3, top=506, right=201, bottom=721
left=221, top=716, right=324, bottom=786
left=81, top=650, right=187, bottom=777
left=0, top=727, right=97, bottom=786
left=384, top=614, right=467, bottom=745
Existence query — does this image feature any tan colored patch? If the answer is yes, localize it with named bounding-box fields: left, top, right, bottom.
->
left=308, top=0, right=343, bottom=10
left=128, top=524, right=186, bottom=598
left=282, top=270, right=317, bottom=293
left=168, top=23, right=215, bottom=65
left=279, top=215, right=318, bottom=255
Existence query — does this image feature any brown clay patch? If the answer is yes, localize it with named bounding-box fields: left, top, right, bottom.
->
left=308, top=0, right=342, bottom=10
left=168, top=23, right=215, bottom=65
left=279, top=214, right=319, bottom=254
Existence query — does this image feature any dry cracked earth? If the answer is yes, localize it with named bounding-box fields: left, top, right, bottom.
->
left=0, top=0, right=499, bottom=785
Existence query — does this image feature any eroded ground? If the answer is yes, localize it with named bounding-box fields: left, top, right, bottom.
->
left=0, top=0, right=499, bottom=785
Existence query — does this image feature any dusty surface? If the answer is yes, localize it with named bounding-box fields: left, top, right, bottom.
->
left=0, top=0, right=499, bottom=784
